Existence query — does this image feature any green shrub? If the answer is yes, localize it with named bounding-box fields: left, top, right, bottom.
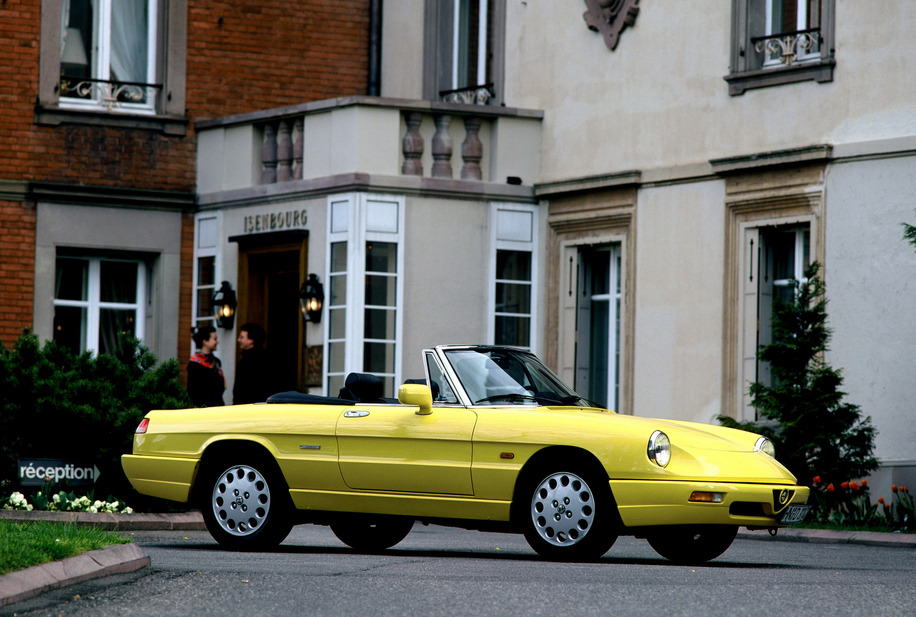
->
left=0, top=330, right=191, bottom=500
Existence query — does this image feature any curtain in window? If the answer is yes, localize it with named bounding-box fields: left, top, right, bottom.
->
left=110, top=0, right=148, bottom=83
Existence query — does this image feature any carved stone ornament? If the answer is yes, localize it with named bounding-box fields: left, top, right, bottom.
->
left=583, top=0, right=640, bottom=51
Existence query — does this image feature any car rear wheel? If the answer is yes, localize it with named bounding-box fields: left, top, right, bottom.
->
left=330, top=515, right=414, bottom=551
left=201, top=458, right=293, bottom=550
left=522, top=466, right=618, bottom=561
left=646, top=525, right=738, bottom=564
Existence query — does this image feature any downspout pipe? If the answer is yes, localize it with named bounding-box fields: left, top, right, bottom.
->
left=369, top=0, right=382, bottom=96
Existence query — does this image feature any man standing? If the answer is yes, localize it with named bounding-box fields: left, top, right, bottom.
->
left=233, top=323, right=274, bottom=404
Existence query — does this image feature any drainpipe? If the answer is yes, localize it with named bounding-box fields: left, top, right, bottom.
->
left=369, top=0, right=382, bottom=96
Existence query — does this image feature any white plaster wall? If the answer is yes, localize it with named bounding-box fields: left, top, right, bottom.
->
left=505, top=2, right=916, bottom=182
left=633, top=181, right=726, bottom=424
left=380, top=0, right=425, bottom=99
left=824, top=153, right=916, bottom=470
left=400, top=195, right=492, bottom=379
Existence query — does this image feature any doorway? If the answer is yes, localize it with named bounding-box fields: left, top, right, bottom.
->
left=235, top=232, right=308, bottom=392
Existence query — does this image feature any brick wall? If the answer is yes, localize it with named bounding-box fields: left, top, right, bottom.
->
left=0, top=201, right=36, bottom=347
left=187, top=1, right=371, bottom=117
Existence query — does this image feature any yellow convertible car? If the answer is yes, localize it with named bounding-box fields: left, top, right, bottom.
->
left=122, top=345, right=809, bottom=563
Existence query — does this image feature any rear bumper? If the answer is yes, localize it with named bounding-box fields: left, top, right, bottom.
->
left=121, top=454, right=199, bottom=503
left=609, top=479, right=810, bottom=528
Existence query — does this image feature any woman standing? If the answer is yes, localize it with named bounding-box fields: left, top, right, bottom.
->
left=187, top=326, right=225, bottom=407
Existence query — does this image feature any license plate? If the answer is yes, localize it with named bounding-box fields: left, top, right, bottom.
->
left=779, top=504, right=810, bottom=525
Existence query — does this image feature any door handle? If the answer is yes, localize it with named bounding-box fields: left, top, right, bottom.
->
left=343, top=410, right=370, bottom=418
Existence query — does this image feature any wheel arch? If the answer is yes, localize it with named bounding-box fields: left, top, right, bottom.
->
left=509, top=445, right=621, bottom=528
left=191, top=438, right=287, bottom=507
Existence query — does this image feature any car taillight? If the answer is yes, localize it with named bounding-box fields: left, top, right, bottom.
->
left=135, top=418, right=149, bottom=434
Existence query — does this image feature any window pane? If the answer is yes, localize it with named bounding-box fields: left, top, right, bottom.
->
left=100, top=261, right=138, bottom=303
left=99, top=308, right=136, bottom=354
left=329, top=307, right=347, bottom=339
left=495, top=282, right=530, bottom=313
left=330, top=242, right=348, bottom=273
left=61, top=0, right=93, bottom=89
left=364, top=342, right=395, bottom=374
left=495, top=316, right=530, bottom=347
left=364, top=308, right=395, bottom=340
left=496, top=250, right=531, bottom=281
left=53, top=306, right=87, bottom=354
left=197, top=256, right=215, bottom=286
left=590, top=251, right=610, bottom=295
left=55, top=258, right=88, bottom=301
left=366, top=275, right=396, bottom=306
left=366, top=242, right=396, bottom=273
left=196, top=289, right=213, bottom=319
left=328, top=341, right=346, bottom=373
left=329, top=274, right=347, bottom=306
left=109, top=0, right=149, bottom=84
left=589, top=299, right=610, bottom=407
left=328, top=374, right=345, bottom=397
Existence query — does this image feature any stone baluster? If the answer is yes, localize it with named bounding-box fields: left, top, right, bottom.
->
left=431, top=114, right=453, bottom=178
left=262, top=123, right=278, bottom=184
left=277, top=119, right=293, bottom=182
left=460, top=116, right=483, bottom=181
left=293, top=117, right=304, bottom=180
left=401, top=111, right=424, bottom=176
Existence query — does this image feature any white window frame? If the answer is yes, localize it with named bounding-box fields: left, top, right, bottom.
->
left=489, top=203, right=538, bottom=354
left=53, top=255, right=147, bottom=354
left=192, top=215, right=222, bottom=342
left=324, top=194, right=405, bottom=396
left=59, top=0, right=159, bottom=114
left=574, top=244, right=622, bottom=411
left=738, top=218, right=815, bottom=421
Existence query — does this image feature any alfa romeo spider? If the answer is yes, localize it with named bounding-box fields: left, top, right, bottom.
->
left=122, top=345, right=809, bottom=563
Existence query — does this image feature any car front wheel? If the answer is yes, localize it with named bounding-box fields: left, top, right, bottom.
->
left=646, top=525, right=738, bottom=564
left=522, top=467, right=618, bottom=561
left=330, top=515, right=414, bottom=551
left=201, top=459, right=293, bottom=550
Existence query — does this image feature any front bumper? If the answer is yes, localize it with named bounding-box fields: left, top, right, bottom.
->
left=609, top=479, right=810, bottom=528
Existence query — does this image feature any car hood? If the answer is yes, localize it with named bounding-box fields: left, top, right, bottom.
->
left=540, top=407, right=798, bottom=485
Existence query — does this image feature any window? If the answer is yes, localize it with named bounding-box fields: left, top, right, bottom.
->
left=491, top=204, right=537, bottom=351
left=575, top=245, right=622, bottom=411
left=193, top=216, right=220, bottom=332
left=53, top=255, right=147, bottom=355
left=425, top=0, right=505, bottom=104
left=325, top=195, right=405, bottom=397
left=38, top=0, right=187, bottom=130
left=754, top=226, right=810, bottom=395
left=60, top=0, right=158, bottom=112
left=726, top=0, right=835, bottom=95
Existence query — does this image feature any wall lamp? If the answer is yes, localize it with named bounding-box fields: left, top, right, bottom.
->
left=213, top=281, right=237, bottom=329
left=299, top=274, right=324, bottom=323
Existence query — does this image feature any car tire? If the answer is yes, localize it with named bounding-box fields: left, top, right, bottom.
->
left=521, top=464, right=618, bottom=561
left=200, top=457, right=293, bottom=551
left=330, top=515, right=414, bottom=552
left=646, top=525, right=738, bottom=564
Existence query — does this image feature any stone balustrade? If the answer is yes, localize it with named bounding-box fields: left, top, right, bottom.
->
left=196, top=96, right=543, bottom=195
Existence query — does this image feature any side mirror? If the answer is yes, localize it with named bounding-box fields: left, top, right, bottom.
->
left=398, top=383, right=433, bottom=415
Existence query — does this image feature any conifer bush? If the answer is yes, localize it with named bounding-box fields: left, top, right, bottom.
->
left=0, top=331, right=190, bottom=500
left=719, top=262, right=878, bottom=516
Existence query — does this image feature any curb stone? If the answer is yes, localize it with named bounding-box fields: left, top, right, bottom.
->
left=0, top=543, right=149, bottom=608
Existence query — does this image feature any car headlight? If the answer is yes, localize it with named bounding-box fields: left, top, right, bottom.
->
left=647, top=430, right=671, bottom=467
left=755, top=436, right=776, bottom=458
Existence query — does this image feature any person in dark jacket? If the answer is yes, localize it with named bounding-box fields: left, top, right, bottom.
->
left=233, top=322, right=274, bottom=404
left=187, top=325, right=225, bottom=407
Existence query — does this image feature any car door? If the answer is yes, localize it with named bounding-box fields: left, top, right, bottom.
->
left=336, top=403, right=477, bottom=495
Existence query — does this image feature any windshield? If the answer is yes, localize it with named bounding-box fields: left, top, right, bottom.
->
left=443, top=348, right=590, bottom=406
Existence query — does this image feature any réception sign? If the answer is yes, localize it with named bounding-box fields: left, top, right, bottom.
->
left=18, top=458, right=100, bottom=486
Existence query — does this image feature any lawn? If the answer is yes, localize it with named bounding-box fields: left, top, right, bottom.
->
left=0, top=520, right=130, bottom=575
